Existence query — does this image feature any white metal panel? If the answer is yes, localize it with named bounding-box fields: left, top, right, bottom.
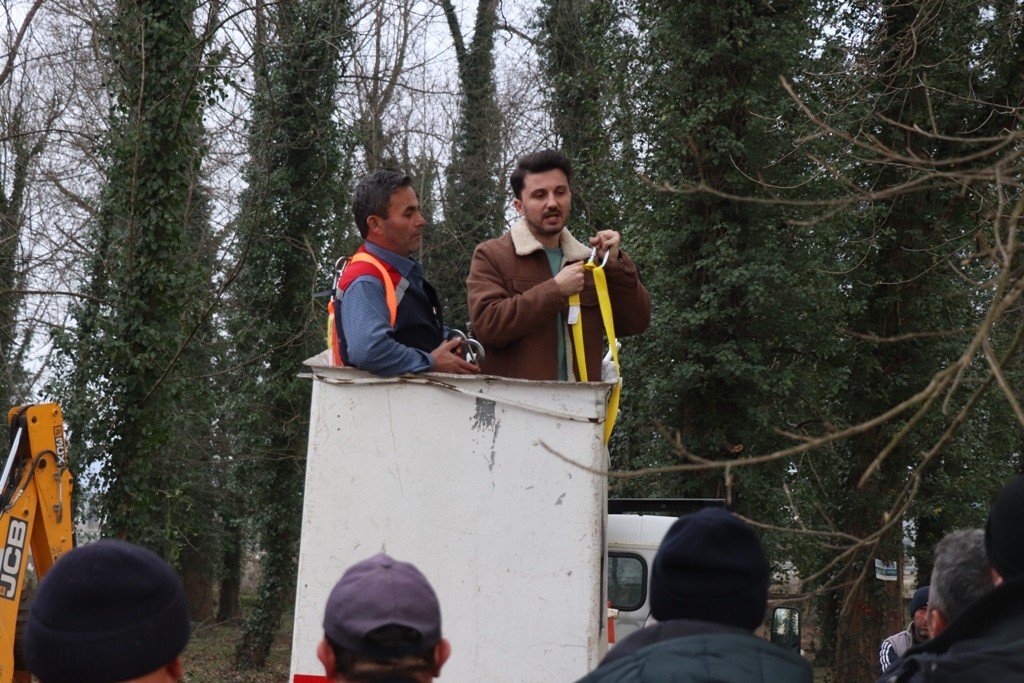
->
left=607, top=513, right=676, bottom=551
left=290, top=363, right=612, bottom=683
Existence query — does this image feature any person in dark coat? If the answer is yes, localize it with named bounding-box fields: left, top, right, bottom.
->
left=879, top=475, right=1024, bottom=682
left=575, top=507, right=812, bottom=683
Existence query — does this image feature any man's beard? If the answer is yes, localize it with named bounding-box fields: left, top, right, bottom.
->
left=528, top=211, right=565, bottom=236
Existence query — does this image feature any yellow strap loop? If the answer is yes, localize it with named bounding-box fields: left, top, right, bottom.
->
left=567, top=258, right=621, bottom=443
left=568, top=291, right=587, bottom=382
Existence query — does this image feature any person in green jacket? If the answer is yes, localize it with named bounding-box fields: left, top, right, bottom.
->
left=577, top=507, right=812, bottom=683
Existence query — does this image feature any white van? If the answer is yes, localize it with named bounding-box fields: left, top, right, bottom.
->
left=607, top=503, right=802, bottom=652
left=608, top=513, right=674, bottom=640
left=607, top=500, right=726, bottom=641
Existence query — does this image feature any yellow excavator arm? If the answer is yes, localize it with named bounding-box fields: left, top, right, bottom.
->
left=0, top=404, right=75, bottom=683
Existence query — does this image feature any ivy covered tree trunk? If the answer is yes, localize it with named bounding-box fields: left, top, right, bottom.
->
left=52, top=0, right=221, bottom=601
left=229, top=0, right=351, bottom=668
left=833, top=77, right=937, bottom=669
left=537, top=0, right=625, bottom=235
left=0, top=104, right=44, bottom=405
left=427, top=0, right=503, bottom=329
left=0, top=112, right=29, bottom=405
left=216, top=517, right=243, bottom=622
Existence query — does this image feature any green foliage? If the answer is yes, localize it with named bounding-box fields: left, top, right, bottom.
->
left=537, top=0, right=629, bottom=234
left=540, top=0, right=1024, bottom=672
left=226, top=0, right=352, bottom=668
left=771, top=1, right=1024, bottom=674
left=428, top=0, right=504, bottom=328
left=611, top=0, right=833, bottom=507
left=50, top=0, right=222, bottom=564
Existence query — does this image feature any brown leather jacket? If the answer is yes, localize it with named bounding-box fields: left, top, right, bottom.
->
left=467, top=219, right=651, bottom=381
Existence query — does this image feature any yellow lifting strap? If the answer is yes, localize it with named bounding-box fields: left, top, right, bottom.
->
left=567, top=251, right=620, bottom=444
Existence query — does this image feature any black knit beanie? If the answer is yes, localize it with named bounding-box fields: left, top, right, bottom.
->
left=25, top=539, right=190, bottom=683
left=908, top=585, right=929, bottom=616
left=649, top=507, right=770, bottom=631
left=985, top=475, right=1024, bottom=580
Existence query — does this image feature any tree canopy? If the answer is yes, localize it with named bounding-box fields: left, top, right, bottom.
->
left=4, top=0, right=1023, bottom=676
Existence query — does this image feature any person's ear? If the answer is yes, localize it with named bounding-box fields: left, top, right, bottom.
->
left=431, top=638, right=452, bottom=676
left=992, top=567, right=1005, bottom=587
left=317, top=638, right=338, bottom=678
left=366, top=213, right=385, bottom=237
left=927, top=608, right=946, bottom=637
left=167, top=656, right=184, bottom=681
left=513, top=198, right=525, bottom=215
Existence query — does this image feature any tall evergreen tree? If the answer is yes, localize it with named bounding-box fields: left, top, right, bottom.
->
left=797, top=1, right=1024, bottom=676
left=227, top=0, right=351, bottom=667
left=52, top=0, right=219, bottom=581
left=427, top=0, right=504, bottom=329
left=536, top=0, right=626, bottom=234
left=614, top=0, right=829, bottom=508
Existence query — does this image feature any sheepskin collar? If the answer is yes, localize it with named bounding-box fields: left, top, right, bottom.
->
left=509, top=218, right=591, bottom=261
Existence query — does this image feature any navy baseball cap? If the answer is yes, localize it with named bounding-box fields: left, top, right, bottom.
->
left=324, top=553, right=442, bottom=657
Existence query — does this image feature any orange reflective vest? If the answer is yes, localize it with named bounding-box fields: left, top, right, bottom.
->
left=327, top=249, right=398, bottom=366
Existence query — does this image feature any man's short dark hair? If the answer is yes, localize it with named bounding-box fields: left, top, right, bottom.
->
left=930, top=529, right=992, bottom=623
left=352, top=171, right=412, bottom=238
left=328, top=625, right=435, bottom=682
left=510, top=149, right=573, bottom=199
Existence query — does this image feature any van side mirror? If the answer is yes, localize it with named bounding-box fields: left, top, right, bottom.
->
left=770, top=606, right=801, bottom=652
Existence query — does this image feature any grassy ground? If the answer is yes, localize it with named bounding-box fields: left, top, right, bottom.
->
left=179, top=613, right=832, bottom=682
left=181, top=615, right=292, bottom=683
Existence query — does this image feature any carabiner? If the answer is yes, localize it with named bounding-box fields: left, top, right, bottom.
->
left=588, top=246, right=610, bottom=268
left=449, top=329, right=486, bottom=365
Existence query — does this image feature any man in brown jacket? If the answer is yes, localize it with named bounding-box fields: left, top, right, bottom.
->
left=467, top=150, right=650, bottom=381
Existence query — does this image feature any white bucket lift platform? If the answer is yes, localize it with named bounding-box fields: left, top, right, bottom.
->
left=289, top=361, right=613, bottom=683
